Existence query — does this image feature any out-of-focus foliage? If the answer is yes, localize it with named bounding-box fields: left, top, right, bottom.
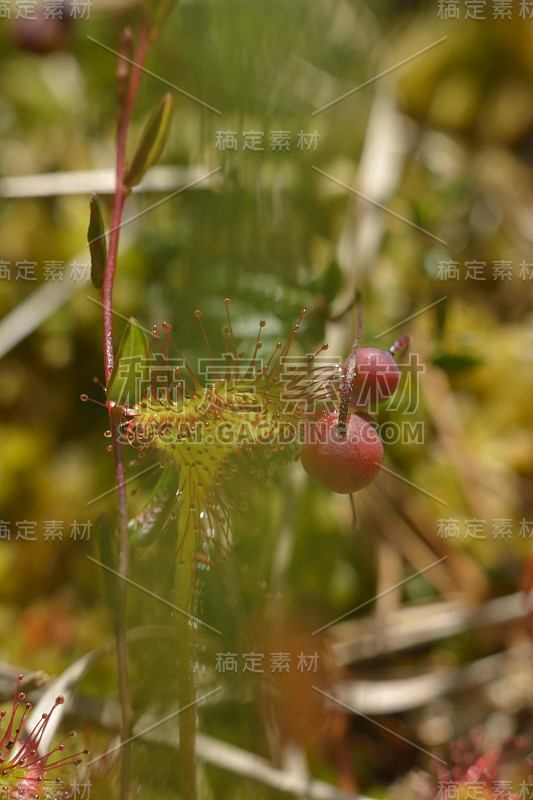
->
left=1, top=0, right=533, bottom=796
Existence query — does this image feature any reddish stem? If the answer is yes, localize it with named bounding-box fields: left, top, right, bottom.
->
left=100, top=19, right=150, bottom=800
left=102, top=21, right=150, bottom=383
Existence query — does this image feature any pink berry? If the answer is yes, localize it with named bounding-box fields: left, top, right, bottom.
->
left=300, top=412, right=383, bottom=494
left=344, top=347, right=400, bottom=406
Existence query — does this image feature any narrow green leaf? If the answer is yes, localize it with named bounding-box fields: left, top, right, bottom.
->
left=432, top=352, right=483, bottom=374
left=435, top=295, right=448, bottom=335
left=128, top=464, right=179, bottom=548
left=107, top=317, right=150, bottom=407
left=150, top=0, right=177, bottom=42
left=95, top=513, right=121, bottom=619
left=88, top=193, right=107, bottom=290
left=124, top=94, right=174, bottom=188
left=320, top=260, right=342, bottom=303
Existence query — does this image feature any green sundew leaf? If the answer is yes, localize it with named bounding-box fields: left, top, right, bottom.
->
left=95, top=513, right=121, bottom=619
left=432, top=352, right=483, bottom=373
left=107, top=317, right=150, bottom=407
left=124, top=93, right=174, bottom=188
left=88, top=193, right=107, bottom=290
left=128, top=464, right=179, bottom=548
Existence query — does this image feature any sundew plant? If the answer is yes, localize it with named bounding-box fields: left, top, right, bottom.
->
left=0, top=677, right=87, bottom=799
left=3, top=1, right=533, bottom=800
left=104, top=308, right=344, bottom=798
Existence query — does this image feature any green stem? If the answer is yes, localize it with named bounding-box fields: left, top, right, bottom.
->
left=174, top=478, right=198, bottom=800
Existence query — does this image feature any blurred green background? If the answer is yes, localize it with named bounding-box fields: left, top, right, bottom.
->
left=1, top=0, right=533, bottom=797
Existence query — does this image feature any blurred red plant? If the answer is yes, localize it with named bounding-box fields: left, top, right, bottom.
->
left=391, top=730, right=533, bottom=800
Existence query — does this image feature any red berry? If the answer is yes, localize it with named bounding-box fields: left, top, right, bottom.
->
left=300, top=412, right=383, bottom=494
left=353, top=410, right=376, bottom=426
left=344, top=347, right=400, bottom=406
